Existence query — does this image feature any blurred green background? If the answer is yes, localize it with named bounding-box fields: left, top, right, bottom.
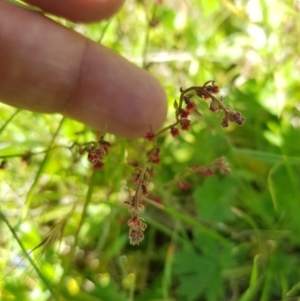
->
left=1, top=0, right=300, bottom=300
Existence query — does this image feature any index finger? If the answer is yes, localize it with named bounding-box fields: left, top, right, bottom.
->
left=24, top=0, right=125, bottom=23
left=0, top=1, right=167, bottom=138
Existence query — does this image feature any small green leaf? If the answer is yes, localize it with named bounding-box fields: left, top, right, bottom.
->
left=174, top=100, right=179, bottom=109
left=193, top=176, right=237, bottom=225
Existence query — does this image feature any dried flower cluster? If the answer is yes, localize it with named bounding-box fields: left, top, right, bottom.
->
left=86, top=137, right=111, bottom=170
left=130, top=81, right=245, bottom=244
left=124, top=167, right=150, bottom=245
left=79, top=81, right=244, bottom=245
left=191, top=157, right=231, bottom=176
left=175, top=157, right=231, bottom=190
left=145, top=81, right=245, bottom=143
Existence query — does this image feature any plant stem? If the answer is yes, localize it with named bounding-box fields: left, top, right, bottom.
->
left=0, top=210, right=59, bottom=301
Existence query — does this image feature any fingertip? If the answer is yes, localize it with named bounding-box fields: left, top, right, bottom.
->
left=64, top=42, right=168, bottom=138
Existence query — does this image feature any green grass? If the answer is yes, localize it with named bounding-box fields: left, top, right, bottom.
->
left=1, top=0, right=300, bottom=300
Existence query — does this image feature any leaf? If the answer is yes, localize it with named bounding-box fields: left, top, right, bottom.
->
left=193, top=176, right=237, bottom=225
left=174, top=246, right=225, bottom=300
left=173, top=100, right=179, bottom=109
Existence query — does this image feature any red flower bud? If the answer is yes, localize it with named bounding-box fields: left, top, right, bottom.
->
left=180, top=119, right=191, bottom=131
left=93, top=161, right=104, bottom=170
left=147, top=148, right=160, bottom=164
left=221, top=116, right=229, bottom=128
left=170, top=127, right=180, bottom=137
left=179, top=109, right=190, bottom=119
left=145, top=132, right=155, bottom=141
left=186, top=101, right=196, bottom=111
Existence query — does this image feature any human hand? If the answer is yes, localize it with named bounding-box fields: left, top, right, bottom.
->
left=0, top=0, right=167, bottom=138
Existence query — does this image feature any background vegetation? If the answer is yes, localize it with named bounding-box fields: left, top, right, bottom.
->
left=1, top=0, right=300, bottom=300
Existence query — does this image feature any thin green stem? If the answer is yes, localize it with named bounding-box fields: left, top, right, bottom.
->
left=133, top=164, right=149, bottom=211
left=4, top=0, right=44, bottom=13
left=155, top=122, right=179, bottom=137
left=23, top=117, right=65, bottom=219
left=155, top=84, right=227, bottom=138
left=0, top=140, right=97, bottom=160
left=97, top=20, right=111, bottom=43
left=0, top=210, right=59, bottom=301
left=142, top=3, right=157, bottom=69
left=181, top=85, right=229, bottom=113
left=59, top=171, right=97, bottom=283
left=0, top=109, right=20, bottom=136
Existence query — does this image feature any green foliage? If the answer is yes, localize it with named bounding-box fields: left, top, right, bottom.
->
left=174, top=234, right=234, bottom=301
left=1, top=0, right=300, bottom=300
left=193, top=176, right=237, bottom=225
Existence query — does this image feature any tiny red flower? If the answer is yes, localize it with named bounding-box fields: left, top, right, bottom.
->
left=199, top=167, right=215, bottom=177
left=180, top=119, right=191, bottom=131
left=87, top=139, right=111, bottom=170
left=176, top=180, right=191, bottom=190
left=179, top=109, right=190, bottom=119
left=145, top=132, right=155, bottom=141
left=88, top=149, right=102, bottom=165
left=221, top=116, right=229, bottom=128
left=186, top=101, right=196, bottom=111
left=170, top=127, right=180, bottom=137
left=212, top=85, right=220, bottom=94
left=227, top=111, right=245, bottom=125
left=204, top=84, right=219, bottom=94
left=147, top=148, right=160, bottom=164
left=93, top=161, right=104, bottom=170
left=128, top=215, right=147, bottom=245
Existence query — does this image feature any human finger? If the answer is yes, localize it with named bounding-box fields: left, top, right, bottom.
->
left=24, top=0, right=125, bottom=23
left=0, top=2, right=167, bottom=138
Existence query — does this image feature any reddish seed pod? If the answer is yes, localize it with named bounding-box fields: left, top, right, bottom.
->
left=176, top=180, right=191, bottom=190
left=88, top=149, right=102, bottom=165
left=205, top=84, right=220, bottom=94
left=212, top=85, right=220, bottom=94
left=170, top=127, right=180, bottom=137
left=145, top=132, right=155, bottom=141
left=221, top=116, right=229, bottom=128
left=93, top=161, right=104, bottom=170
left=179, top=109, right=190, bottom=119
left=147, top=148, right=160, bottom=164
left=180, top=119, right=191, bottom=131
left=186, top=101, right=196, bottom=111
left=199, top=167, right=215, bottom=177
